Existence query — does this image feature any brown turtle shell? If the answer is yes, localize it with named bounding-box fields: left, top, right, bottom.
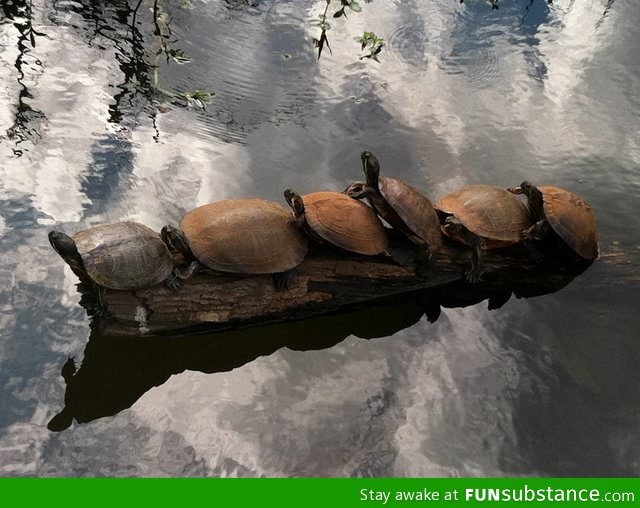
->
left=435, top=184, right=532, bottom=248
left=302, top=191, right=387, bottom=255
left=378, top=177, right=443, bottom=250
left=74, top=222, right=174, bottom=290
left=179, top=198, right=308, bottom=274
left=539, top=186, right=598, bottom=260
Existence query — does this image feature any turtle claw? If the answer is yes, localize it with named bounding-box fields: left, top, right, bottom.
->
left=165, top=271, right=183, bottom=291
left=85, top=284, right=109, bottom=318
left=274, top=270, right=296, bottom=291
left=165, top=261, right=200, bottom=291
left=166, top=278, right=182, bottom=291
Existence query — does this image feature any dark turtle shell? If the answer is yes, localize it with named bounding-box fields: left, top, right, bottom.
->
left=179, top=198, right=308, bottom=274
left=73, top=222, right=174, bottom=290
left=358, top=151, right=442, bottom=251
left=300, top=191, right=387, bottom=255
left=538, top=186, right=598, bottom=260
left=378, top=176, right=443, bottom=250
left=435, top=184, right=532, bottom=248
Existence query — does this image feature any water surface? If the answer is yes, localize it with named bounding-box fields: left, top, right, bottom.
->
left=1, top=0, right=639, bottom=477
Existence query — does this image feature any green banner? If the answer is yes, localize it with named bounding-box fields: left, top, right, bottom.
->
left=2, top=478, right=638, bottom=507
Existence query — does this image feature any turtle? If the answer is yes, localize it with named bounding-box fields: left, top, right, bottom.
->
left=49, top=222, right=181, bottom=316
left=161, top=198, right=308, bottom=290
left=49, top=222, right=180, bottom=291
left=283, top=189, right=388, bottom=256
left=345, top=150, right=443, bottom=257
left=434, top=184, right=533, bottom=283
left=508, top=181, right=599, bottom=261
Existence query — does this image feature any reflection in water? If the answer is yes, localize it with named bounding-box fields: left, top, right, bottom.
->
left=1, top=0, right=156, bottom=158
left=48, top=300, right=428, bottom=431
left=48, top=0, right=157, bottom=128
left=49, top=253, right=586, bottom=433
left=1, top=0, right=47, bottom=156
left=0, top=0, right=639, bottom=477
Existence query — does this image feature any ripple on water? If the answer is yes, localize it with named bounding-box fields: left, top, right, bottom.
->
left=444, top=40, right=514, bottom=91
left=383, top=17, right=428, bottom=68
left=161, top=4, right=319, bottom=143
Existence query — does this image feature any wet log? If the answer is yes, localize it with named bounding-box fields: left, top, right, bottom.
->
left=79, top=233, right=613, bottom=337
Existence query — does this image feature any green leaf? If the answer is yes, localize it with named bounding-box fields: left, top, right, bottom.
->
left=165, top=48, right=192, bottom=64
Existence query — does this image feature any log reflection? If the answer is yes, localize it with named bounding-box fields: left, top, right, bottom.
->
left=48, top=255, right=584, bottom=432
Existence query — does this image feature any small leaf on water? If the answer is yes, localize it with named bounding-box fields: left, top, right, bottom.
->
left=349, top=1, right=362, bottom=12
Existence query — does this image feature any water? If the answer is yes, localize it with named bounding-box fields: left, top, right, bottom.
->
left=1, top=0, right=639, bottom=477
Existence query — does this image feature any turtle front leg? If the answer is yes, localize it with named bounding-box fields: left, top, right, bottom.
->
left=164, top=261, right=201, bottom=291
left=165, top=271, right=182, bottom=291
left=523, top=219, right=551, bottom=241
left=466, top=237, right=484, bottom=284
left=443, top=217, right=483, bottom=283
left=414, top=243, right=433, bottom=279
left=90, top=284, right=109, bottom=318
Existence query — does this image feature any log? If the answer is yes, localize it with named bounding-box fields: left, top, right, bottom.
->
left=77, top=234, right=609, bottom=337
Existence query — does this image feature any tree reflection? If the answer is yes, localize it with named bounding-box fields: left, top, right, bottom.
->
left=1, top=0, right=175, bottom=156
left=52, top=0, right=156, bottom=127
left=2, top=0, right=47, bottom=156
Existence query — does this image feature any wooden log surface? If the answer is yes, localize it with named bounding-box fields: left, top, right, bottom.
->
left=74, top=232, right=632, bottom=337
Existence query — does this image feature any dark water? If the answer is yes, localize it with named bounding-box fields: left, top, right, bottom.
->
left=1, top=0, right=639, bottom=477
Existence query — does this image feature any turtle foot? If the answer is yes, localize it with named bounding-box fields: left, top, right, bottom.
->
left=274, top=270, right=296, bottom=291
left=165, top=271, right=183, bottom=291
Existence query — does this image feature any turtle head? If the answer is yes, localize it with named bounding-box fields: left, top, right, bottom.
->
left=442, top=216, right=474, bottom=246
left=48, top=230, right=89, bottom=278
left=361, top=151, right=381, bottom=188
left=48, top=230, right=83, bottom=267
left=161, top=225, right=190, bottom=258
left=48, top=230, right=75, bottom=256
left=442, top=215, right=464, bottom=236
left=284, top=189, right=305, bottom=220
